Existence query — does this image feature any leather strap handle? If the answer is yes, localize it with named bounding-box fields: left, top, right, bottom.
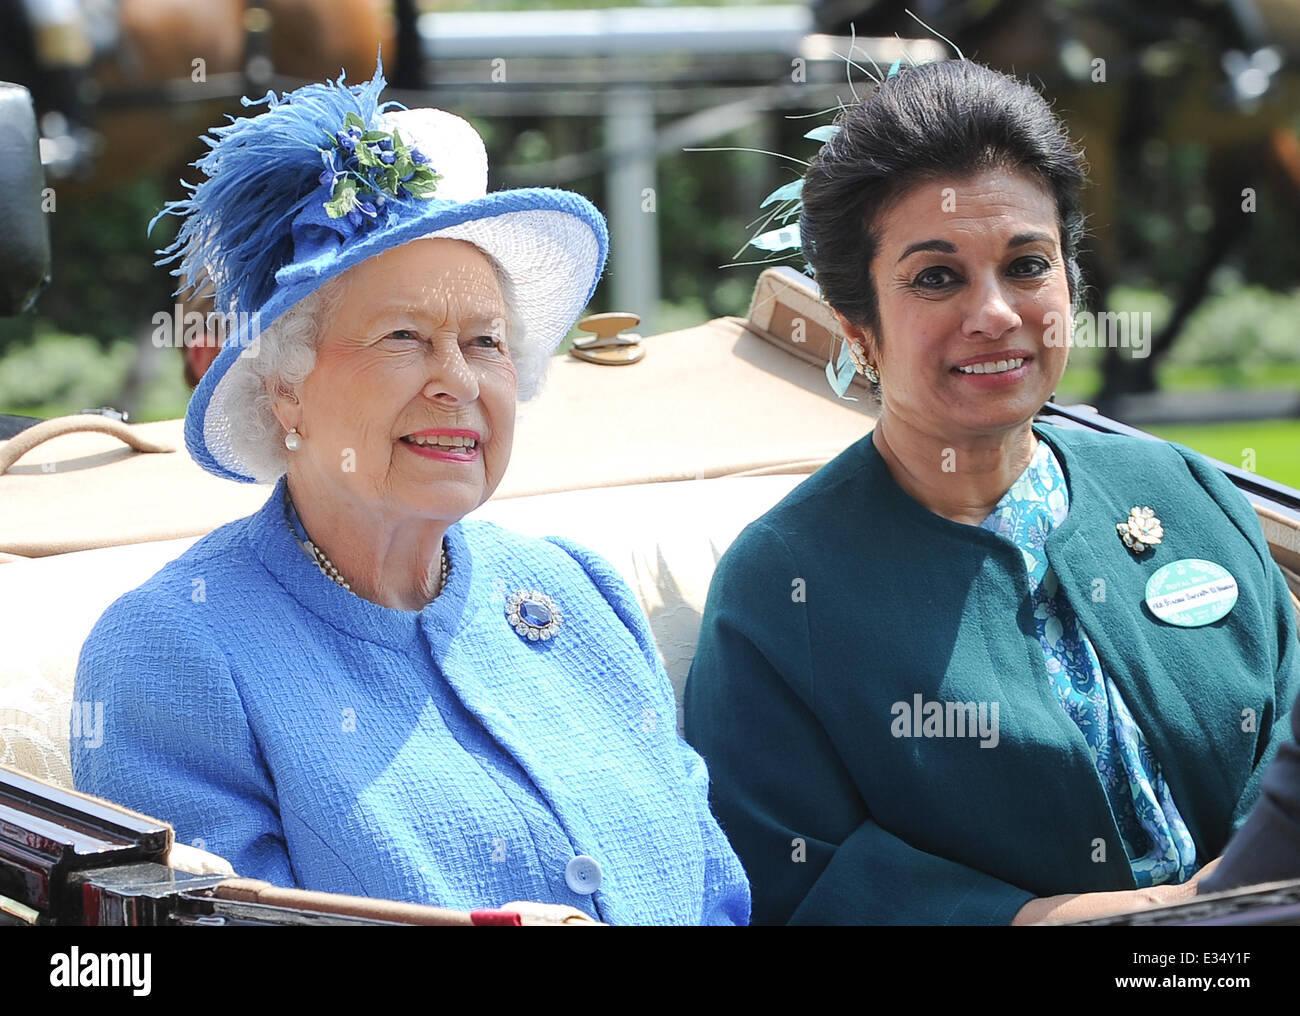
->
left=0, top=415, right=174, bottom=476
left=208, top=879, right=600, bottom=926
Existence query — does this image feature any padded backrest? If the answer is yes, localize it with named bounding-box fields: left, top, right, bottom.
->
left=6, top=459, right=1299, bottom=794
left=0, top=272, right=874, bottom=557
left=0, top=474, right=807, bottom=789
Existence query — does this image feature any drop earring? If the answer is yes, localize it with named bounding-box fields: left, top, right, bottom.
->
left=284, top=427, right=302, bottom=451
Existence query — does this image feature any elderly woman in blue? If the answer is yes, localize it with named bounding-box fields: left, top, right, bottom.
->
left=72, top=68, right=749, bottom=926
left=684, top=60, right=1300, bottom=925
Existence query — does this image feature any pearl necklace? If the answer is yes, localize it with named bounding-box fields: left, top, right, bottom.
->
left=284, top=488, right=448, bottom=598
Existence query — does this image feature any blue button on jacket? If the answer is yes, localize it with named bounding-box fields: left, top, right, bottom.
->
left=73, top=478, right=750, bottom=925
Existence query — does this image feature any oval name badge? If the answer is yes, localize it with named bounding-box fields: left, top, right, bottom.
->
left=1144, top=559, right=1239, bottom=627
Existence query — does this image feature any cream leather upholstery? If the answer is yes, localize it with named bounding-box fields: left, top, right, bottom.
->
left=5, top=264, right=1298, bottom=813
left=0, top=301, right=874, bottom=559
left=0, top=268, right=869, bottom=791
left=0, top=473, right=807, bottom=790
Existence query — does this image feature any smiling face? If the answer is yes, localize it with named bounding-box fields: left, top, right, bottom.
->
left=282, top=237, right=516, bottom=526
left=841, top=166, right=1072, bottom=445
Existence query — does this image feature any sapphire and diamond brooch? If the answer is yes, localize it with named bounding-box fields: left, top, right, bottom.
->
left=506, top=590, right=563, bottom=641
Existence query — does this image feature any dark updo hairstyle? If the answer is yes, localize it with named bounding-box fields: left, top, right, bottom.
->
left=799, top=60, right=1087, bottom=338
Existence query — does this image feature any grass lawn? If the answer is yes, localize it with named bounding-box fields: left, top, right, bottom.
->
left=1146, top=418, right=1300, bottom=492
left=1054, top=362, right=1300, bottom=403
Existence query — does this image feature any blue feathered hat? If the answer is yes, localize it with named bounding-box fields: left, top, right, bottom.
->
left=155, top=64, right=607, bottom=483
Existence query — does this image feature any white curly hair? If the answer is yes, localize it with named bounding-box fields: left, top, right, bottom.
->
left=221, top=251, right=532, bottom=484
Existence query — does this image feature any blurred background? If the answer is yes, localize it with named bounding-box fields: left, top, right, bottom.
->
left=1, top=0, right=1297, bottom=484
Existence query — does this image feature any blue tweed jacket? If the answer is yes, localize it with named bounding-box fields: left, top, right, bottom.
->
left=73, top=478, right=750, bottom=925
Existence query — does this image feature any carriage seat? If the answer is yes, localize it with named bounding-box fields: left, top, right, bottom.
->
left=0, top=267, right=880, bottom=790
left=0, top=472, right=807, bottom=791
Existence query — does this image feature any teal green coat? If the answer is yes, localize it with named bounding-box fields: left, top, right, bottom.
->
left=684, top=422, right=1300, bottom=925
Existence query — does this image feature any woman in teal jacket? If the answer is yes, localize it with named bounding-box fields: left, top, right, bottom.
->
left=684, top=59, right=1300, bottom=925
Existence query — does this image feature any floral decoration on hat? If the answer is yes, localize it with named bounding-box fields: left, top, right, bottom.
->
left=319, top=112, right=443, bottom=229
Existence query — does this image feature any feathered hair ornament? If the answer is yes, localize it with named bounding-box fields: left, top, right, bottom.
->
left=742, top=54, right=904, bottom=400
left=689, top=9, right=963, bottom=399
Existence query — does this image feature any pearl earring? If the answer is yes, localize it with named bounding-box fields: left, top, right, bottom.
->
left=284, top=427, right=302, bottom=451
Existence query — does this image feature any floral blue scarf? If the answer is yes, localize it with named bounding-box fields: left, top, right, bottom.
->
left=979, top=439, right=1199, bottom=887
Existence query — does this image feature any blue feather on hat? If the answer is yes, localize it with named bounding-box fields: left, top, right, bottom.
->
left=150, top=64, right=396, bottom=317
